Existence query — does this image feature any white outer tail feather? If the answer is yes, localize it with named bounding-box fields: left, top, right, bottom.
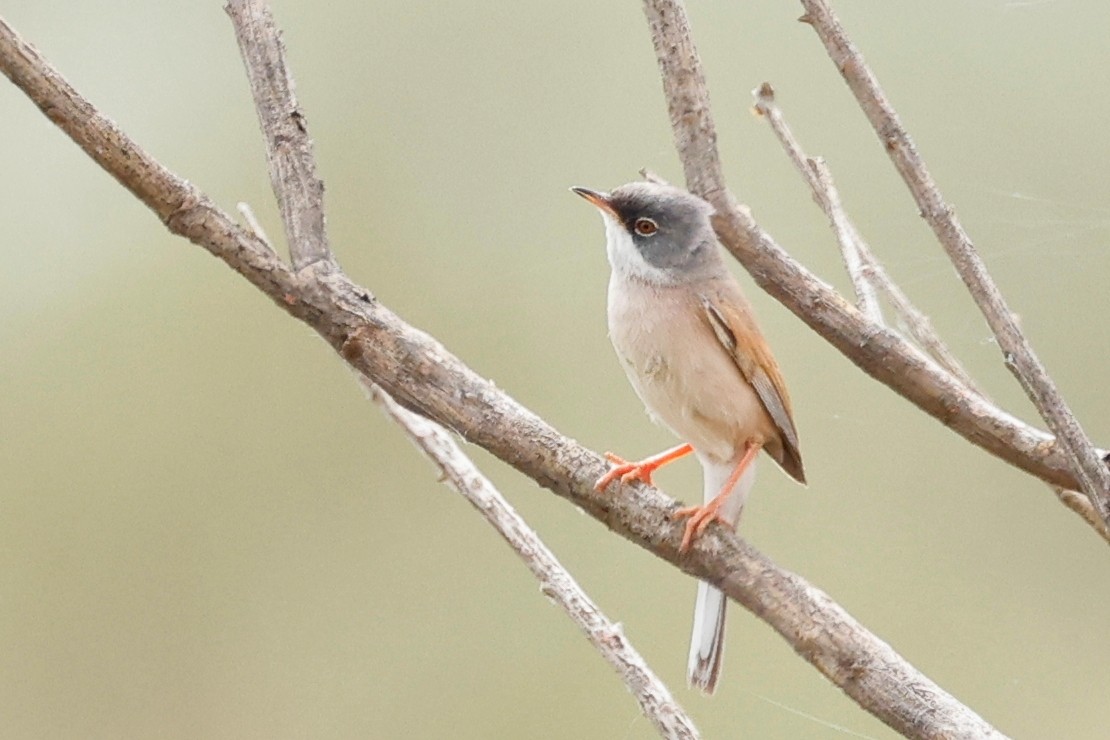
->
left=687, top=454, right=757, bottom=694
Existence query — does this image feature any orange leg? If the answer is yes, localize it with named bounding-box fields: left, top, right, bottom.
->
left=594, top=443, right=694, bottom=491
left=673, top=442, right=761, bottom=553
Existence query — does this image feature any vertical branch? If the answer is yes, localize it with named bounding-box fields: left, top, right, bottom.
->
left=641, top=0, right=728, bottom=203
left=799, top=0, right=1110, bottom=525
left=226, top=0, right=331, bottom=270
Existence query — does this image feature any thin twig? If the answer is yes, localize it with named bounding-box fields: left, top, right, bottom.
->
left=751, top=83, right=984, bottom=396
left=798, top=0, right=1110, bottom=527
left=752, top=84, right=881, bottom=323
left=811, top=156, right=883, bottom=322
left=226, top=0, right=331, bottom=271
left=1053, top=487, right=1110, bottom=542
left=0, top=12, right=1017, bottom=736
left=361, top=378, right=699, bottom=740
left=639, top=168, right=672, bottom=186
left=236, top=201, right=275, bottom=253
left=859, top=245, right=987, bottom=399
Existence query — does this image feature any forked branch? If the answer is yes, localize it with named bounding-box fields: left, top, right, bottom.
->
left=640, top=0, right=1107, bottom=541
left=798, top=0, right=1110, bottom=526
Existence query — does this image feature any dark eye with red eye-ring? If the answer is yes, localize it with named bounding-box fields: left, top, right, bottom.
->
left=634, top=218, right=658, bottom=236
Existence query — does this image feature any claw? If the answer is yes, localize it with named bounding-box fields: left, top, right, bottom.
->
left=594, top=453, right=655, bottom=490
left=671, top=441, right=762, bottom=553
left=593, top=443, right=694, bottom=492
left=673, top=503, right=729, bottom=553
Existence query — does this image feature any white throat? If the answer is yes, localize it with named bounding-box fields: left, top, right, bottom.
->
left=600, top=212, right=672, bottom=285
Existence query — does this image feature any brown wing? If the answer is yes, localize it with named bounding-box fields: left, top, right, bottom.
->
left=701, top=293, right=806, bottom=485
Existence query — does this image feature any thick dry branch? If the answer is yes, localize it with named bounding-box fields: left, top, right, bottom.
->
left=0, top=13, right=1006, bottom=738
left=798, top=0, right=1110, bottom=526
left=226, top=0, right=331, bottom=270
left=637, top=0, right=1106, bottom=540
left=364, top=380, right=699, bottom=740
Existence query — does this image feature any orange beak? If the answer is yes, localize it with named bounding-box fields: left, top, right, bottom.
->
left=571, top=186, right=619, bottom=218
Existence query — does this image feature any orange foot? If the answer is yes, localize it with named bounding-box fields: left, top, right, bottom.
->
left=593, top=443, right=693, bottom=492
left=671, top=441, right=762, bottom=553
left=672, top=501, right=730, bottom=554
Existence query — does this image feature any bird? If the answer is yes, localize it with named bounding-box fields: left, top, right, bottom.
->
left=572, top=180, right=805, bottom=695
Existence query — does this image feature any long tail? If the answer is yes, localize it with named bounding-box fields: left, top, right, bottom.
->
left=687, top=455, right=757, bottom=694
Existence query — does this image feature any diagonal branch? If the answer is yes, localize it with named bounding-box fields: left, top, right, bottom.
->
left=746, top=82, right=1110, bottom=545
left=751, top=84, right=883, bottom=325
left=363, top=378, right=699, bottom=739
left=0, top=11, right=1007, bottom=737
left=751, top=82, right=984, bottom=398
left=638, top=0, right=1106, bottom=540
left=797, top=0, right=1110, bottom=527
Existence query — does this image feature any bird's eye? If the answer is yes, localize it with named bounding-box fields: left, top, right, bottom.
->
left=634, top=218, right=658, bottom=236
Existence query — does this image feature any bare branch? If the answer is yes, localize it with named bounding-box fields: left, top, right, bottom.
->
left=226, top=0, right=331, bottom=271
left=811, top=155, right=883, bottom=321
left=639, top=168, right=672, bottom=186
left=798, top=0, right=1110, bottom=526
left=860, top=245, right=986, bottom=399
left=0, top=12, right=1011, bottom=736
left=2, top=6, right=1093, bottom=512
left=751, top=84, right=881, bottom=323
left=1053, top=486, right=1110, bottom=543
left=751, top=82, right=983, bottom=396
left=637, top=0, right=1105, bottom=542
left=361, top=378, right=699, bottom=740
left=747, top=80, right=1110, bottom=543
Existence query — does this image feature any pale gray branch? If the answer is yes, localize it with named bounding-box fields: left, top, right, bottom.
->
left=226, top=0, right=331, bottom=271
left=751, top=84, right=882, bottom=323
left=751, top=82, right=983, bottom=396
left=361, top=378, right=699, bottom=740
left=811, top=156, right=882, bottom=321
left=798, top=0, right=1110, bottom=527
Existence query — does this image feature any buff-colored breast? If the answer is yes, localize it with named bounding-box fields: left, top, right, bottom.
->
left=607, top=273, right=780, bottom=465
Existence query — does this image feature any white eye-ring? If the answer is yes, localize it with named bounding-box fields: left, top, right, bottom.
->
left=633, top=217, right=658, bottom=236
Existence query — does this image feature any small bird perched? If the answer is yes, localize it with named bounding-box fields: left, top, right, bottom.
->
left=572, top=180, right=805, bottom=695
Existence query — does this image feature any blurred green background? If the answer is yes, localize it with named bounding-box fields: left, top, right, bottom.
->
left=3, top=1, right=1108, bottom=738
